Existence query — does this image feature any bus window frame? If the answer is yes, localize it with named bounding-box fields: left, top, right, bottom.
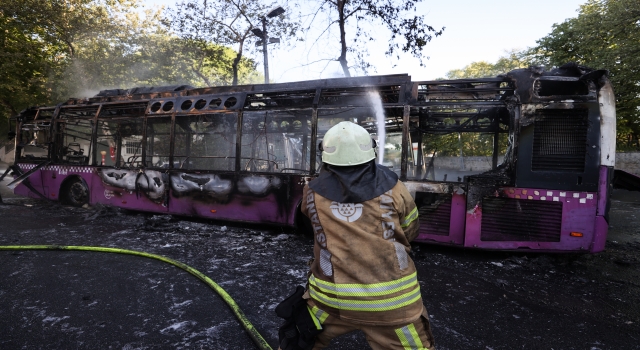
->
left=239, top=108, right=314, bottom=175
left=18, top=108, right=54, bottom=161
left=55, top=105, right=103, bottom=165
left=91, top=102, right=148, bottom=168
left=172, top=111, right=240, bottom=172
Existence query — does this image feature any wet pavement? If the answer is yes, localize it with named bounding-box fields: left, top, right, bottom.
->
left=1, top=162, right=640, bottom=349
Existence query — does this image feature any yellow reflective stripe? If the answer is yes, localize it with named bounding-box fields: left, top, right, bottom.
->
left=395, top=327, right=412, bottom=348
left=309, top=272, right=418, bottom=297
left=306, top=306, right=323, bottom=330
left=395, top=323, right=426, bottom=350
left=310, top=285, right=421, bottom=312
left=401, top=207, right=419, bottom=228
left=311, top=305, right=329, bottom=324
left=395, top=324, right=425, bottom=349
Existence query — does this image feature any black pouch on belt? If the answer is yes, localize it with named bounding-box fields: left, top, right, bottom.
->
left=275, top=285, right=323, bottom=350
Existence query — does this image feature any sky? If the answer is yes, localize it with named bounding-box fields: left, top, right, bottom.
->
left=142, top=0, right=587, bottom=83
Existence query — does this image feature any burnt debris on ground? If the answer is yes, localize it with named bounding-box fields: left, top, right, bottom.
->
left=1, top=195, right=639, bottom=349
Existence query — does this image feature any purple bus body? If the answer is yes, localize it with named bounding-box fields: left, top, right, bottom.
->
left=14, top=163, right=305, bottom=227
left=14, top=164, right=96, bottom=202
left=415, top=192, right=466, bottom=245
left=412, top=166, right=611, bottom=253
left=463, top=187, right=597, bottom=252
left=16, top=163, right=609, bottom=253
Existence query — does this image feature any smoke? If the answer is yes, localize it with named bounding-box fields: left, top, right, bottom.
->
left=76, top=88, right=103, bottom=99
left=53, top=59, right=118, bottom=100
left=367, top=90, right=385, bottom=164
left=54, top=56, right=196, bottom=101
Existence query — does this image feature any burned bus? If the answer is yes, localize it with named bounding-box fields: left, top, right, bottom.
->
left=4, top=63, right=616, bottom=253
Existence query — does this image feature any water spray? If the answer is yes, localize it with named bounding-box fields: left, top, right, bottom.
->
left=367, top=91, right=385, bottom=164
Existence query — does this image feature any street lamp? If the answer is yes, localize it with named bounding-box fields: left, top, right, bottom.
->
left=252, top=6, right=285, bottom=84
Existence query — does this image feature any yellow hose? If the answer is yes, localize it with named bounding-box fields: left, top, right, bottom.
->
left=0, top=245, right=273, bottom=350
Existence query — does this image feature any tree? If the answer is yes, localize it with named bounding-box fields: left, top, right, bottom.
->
left=0, top=0, right=264, bottom=143
left=0, top=6, right=51, bottom=121
left=169, top=0, right=298, bottom=85
left=303, top=0, right=444, bottom=77
left=445, top=50, right=530, bottom=79
left=0, top=0, right=97, bottom=140
left=0, top=0, right=149, bottom=126
left=54, top=5, right=262, bottom=94
left=527, top=0, right=640, bottom=150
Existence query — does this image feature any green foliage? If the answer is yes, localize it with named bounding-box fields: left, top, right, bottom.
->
left=0, top=1, right=55, bottom=126
left=445, top=50, right=530, bottom=79
left=422, top=132, right=507, bottom=158
left=168, top=0, right=299, bottom=85
left=0, top=0, right=262, bottom=142
left=527, top=0, right=640, bottom=150
left=444, top=0, right=640, bottom=152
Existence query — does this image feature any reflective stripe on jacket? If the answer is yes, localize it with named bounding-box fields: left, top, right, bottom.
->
left=302, top=180, right=422, bottom=326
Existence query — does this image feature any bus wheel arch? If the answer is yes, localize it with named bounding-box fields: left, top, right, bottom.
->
left=60, top=176, right=90, bottom=207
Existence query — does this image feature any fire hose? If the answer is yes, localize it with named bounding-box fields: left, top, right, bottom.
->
left=0, top=245, right=273, bottom=350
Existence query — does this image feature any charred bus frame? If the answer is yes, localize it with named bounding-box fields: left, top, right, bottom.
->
left=6, top=64, right=616, bottom=253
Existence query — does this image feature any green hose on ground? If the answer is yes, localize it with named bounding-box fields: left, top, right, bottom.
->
left=0, top=245, right=273, bottom=350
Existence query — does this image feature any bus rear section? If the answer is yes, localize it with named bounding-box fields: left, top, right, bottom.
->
left=406, top=65, right=615, bottom=253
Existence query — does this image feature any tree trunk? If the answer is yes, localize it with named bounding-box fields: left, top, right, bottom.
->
left=61, top=34, right=75, bottom=58
left=232, top=39, right=245, bottom=86
left=191, top=66, right=212, bottom=87
left=232, top=54, right=240, bottom=86
left=337, top=0, right=350, bottom=77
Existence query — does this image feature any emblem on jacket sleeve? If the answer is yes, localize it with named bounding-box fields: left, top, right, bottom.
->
left=330, top=202, right=363, bottom=222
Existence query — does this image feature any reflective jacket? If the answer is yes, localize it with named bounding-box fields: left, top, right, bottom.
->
left=301, top=180, right=422, bottom=326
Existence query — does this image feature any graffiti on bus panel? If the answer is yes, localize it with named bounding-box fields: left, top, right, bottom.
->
left=98, top=169, right=166, bottom=202
left=98, top=168, right=283, bottom=203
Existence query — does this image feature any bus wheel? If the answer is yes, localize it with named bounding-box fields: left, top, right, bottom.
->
left=64, top=178, right=89, bottom=207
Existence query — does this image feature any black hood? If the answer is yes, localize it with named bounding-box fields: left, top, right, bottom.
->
left=309, top=161, right=399, bottom=203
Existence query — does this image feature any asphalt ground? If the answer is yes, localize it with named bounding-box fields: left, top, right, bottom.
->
left=1, top=161, right=640, bottom=349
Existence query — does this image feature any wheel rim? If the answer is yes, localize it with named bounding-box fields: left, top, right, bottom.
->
left=69, top=181, right=88, bottom=205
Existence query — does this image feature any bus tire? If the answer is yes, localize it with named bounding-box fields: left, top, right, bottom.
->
left=63, top=177, right=89, bottom=207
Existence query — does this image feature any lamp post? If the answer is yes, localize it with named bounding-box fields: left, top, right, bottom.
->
left=251, top=6, right=285, bottom=84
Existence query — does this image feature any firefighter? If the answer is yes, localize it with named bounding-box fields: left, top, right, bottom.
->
left=300, top=121, right=435, bottom=350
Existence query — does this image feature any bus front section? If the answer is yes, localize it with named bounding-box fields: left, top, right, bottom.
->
left=405, top=64, right=615, bottom=253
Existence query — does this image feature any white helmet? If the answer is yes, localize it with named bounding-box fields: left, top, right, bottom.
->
left=321, top=121, right=376, bottom=166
